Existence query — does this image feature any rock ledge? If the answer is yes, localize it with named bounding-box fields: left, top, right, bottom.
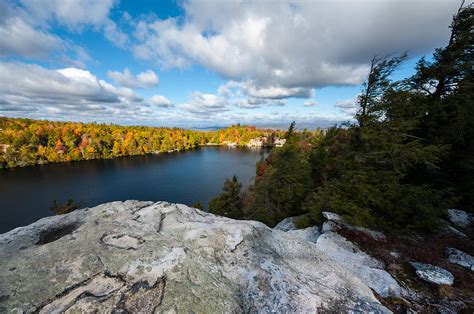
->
left=0, top=201, right=389, bottom=313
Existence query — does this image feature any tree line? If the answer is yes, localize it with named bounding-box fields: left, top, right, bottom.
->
left=0, top=118, right=284, bottom=168
left=209, top=4, right=473, bottom=233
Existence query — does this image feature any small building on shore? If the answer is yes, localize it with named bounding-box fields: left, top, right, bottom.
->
left=273, top=138, right=286, bottom=147
left=0, top=144, right=10, bottom=154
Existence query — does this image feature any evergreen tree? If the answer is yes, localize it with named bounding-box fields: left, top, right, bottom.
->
left=243, top=125, right=313, bottom=226
left=209, top=175, right=243, bottom=218
left=407, top=3, right=474, bottom=208
left=303, top=53, right=449, bottom=232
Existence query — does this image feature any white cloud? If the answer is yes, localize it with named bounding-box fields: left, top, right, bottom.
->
left=223, top=80, right=314, bottom=100
left=131, top=0, right=458, bottom=91
left=0, top=0, right=124, bottom=61
left=150, top=95, right=173, bottom=108
left=0, top=62, right=151, bottom=121
left=103, top=19, right=129, bottom=48
left=179, top=80, right=301, bottom=116
left=0, top=1, right=63, bottom=58
left=304, top=100, right=318, bottom=107
left=0, top=61, right=346, bottom=128
left=179, top=92, right=228, bottom=116
left=18, top=0, right=116, bottom=30
left=335, top=98, right=358, bottom=116
left=108, top=68, right=159, bottom=89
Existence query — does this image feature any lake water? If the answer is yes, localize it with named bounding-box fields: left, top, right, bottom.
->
left=0, top=146, right=268, bottom=233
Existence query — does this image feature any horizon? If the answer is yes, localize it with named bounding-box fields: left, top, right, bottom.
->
left=0, top=0, right=460, bottom=128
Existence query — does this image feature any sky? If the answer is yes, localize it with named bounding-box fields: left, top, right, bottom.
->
left=0, top=0, right=460, bottom=129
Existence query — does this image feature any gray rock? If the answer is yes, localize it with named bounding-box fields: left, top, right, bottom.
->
left=321, top=212, right=386, bottom=241
left=390, top=251, right=401, bottom=259
left=0, top=201, right=389, bottom=313
left=322, top=220, right=339, bottom=233
left=447, top=209, right=472, bottom=228
left=316, top=232, right=402, bottom=298
left=445, top=225, right=468, bottom=237
left=287, top=226, right=321, bottom=243
left=322, top=211, right=342, bottom=221
left=410, top=262, right=454, bottom=285
left=273, top=216, right=297, bottom=231
left=446, top=247, right=474, bottom=271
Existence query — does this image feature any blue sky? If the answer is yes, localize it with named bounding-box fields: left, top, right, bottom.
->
left=0, top=0, right=459, bottom=129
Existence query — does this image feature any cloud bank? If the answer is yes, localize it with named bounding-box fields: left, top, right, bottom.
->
left=132, top=0, right=457, bottom=91
left=0, top=62, right=153, bottom=121
left=108, top=68, right=159, bottom=89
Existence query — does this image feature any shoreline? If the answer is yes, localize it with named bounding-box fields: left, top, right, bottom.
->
left=0, top=144, right=272, bottom=170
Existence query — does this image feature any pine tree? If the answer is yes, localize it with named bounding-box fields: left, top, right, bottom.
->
left=209, top=175, right=243, bottom=218
left=407, top=3, right=474, bottom=208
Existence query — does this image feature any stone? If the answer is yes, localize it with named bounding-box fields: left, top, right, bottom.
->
left=322, top=211, right=342, bottom=221
left=447, top=209, right=472, bottom=228
left=445, top=225, right=468, bottom=237
left=273, top=216, right=297, bottom=231
left=446, top=247, right=474, bottom=271
left=0, top=201, right=390, bottom=313
left=100, top=233, right=143, bottom=250
left=410, top=262, right=454, bottom=285
left=39, top=273, right=124, bottom=313
left=322, top=220, right=339, bottom=233
left=287, top=226, right=321, bottom=243
left=321, top=212, right=386, bottom=241
left=390, top=251, right=401, bottom=259
left=316, top=232, right=402, bottom=298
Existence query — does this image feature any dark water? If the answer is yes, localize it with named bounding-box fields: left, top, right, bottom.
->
left=0, top=147, right=267, bottom=233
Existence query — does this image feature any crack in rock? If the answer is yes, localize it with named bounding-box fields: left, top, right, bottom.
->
left=100, top=233, right=144, bottom=250
left=37, top=273, right=124, bottom=313
left=115, top=278, right=166, bottom=313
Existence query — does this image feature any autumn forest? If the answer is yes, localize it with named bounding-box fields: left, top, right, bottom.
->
left=0, top=117, right=285, bottom=168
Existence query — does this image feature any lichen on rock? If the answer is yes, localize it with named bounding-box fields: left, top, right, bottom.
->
left=0, top=200, right=390, bottom=313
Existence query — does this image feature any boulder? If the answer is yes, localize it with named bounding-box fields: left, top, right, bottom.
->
left=322, top=211, right=342, bottom=222
left=447, top=209, right=472, bottom=228
left=446, top=247, right=474, bottom=271
left=316, top=232, right=402, bottom=298
left=321, top=212, right=386, bottom=241
left=273, top=216, right=298, bottom=231
left=287, top=226, right=321, bottom=243
left=410, top=262, right=454, bottom=285
left=0, top=201, right=389, bottom=313
left=322, top=220, right=339, bottom=233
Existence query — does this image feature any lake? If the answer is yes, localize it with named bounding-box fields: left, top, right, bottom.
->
left=0, top=146, right=268, bottom=233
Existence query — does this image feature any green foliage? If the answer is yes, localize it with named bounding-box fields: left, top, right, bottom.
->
left=245, top=143, right=313, bottom=226
left=211, top=5, right=472, bottom=233
left=50, top=199, right=80, bottom=215
left=293, top=214, right=321, bottom=229
left=191, top=202, right=204, bottom=210
left=242, top=125, right=316, bottom=226
left=208, top=176, right=243, bottom=219
left=285, top=121, right=296, bottom=140
left=405, top=4, right=474, bottom=208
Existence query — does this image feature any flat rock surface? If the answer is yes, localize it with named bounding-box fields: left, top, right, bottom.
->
left=410, top=262, right=455, bottom=285
left=0, top=201, right=389, bottom=313
left=446, top=247, right=474, bottom=271
left=316, top=232, right=401, bottom=298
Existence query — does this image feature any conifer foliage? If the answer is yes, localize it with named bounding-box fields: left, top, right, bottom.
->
left=211, top=4, right=473, bottom=233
